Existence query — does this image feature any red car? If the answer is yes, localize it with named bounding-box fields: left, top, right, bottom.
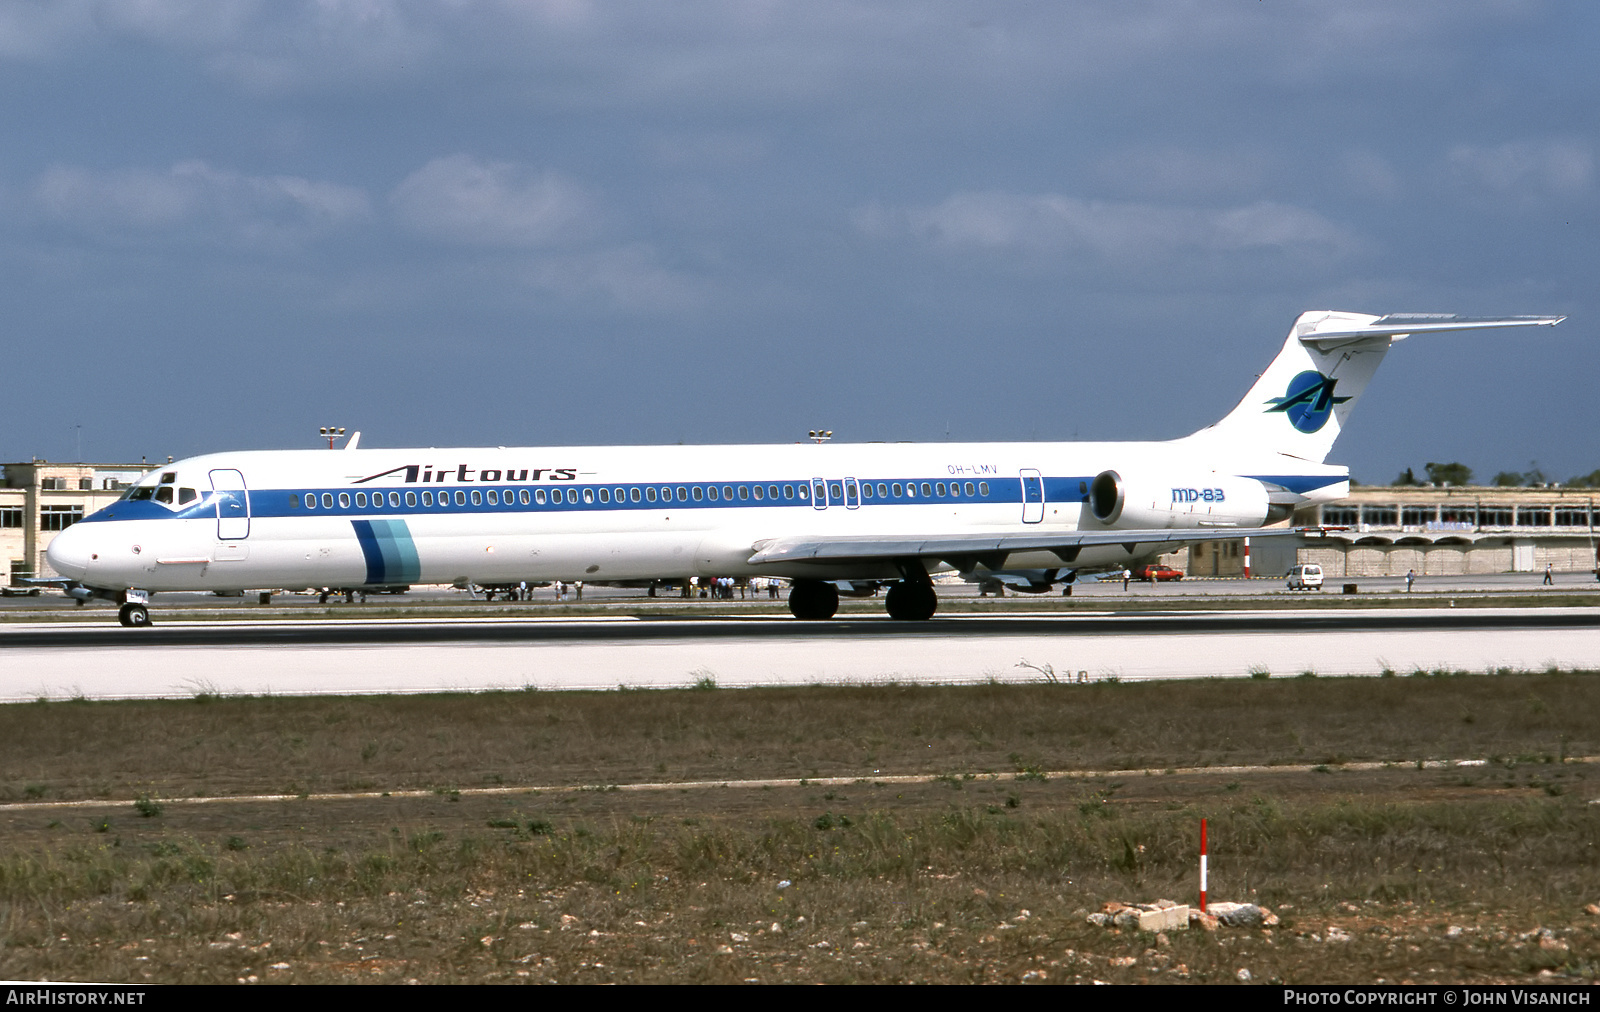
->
left=1132, top=564, right=1184, bottom=582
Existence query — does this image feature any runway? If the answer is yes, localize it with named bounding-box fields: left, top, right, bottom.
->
left=5, top=607, right=1600, bottom=702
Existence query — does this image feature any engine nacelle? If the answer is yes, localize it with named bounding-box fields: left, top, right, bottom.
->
left=1088, top=469, right=1271, bottom=529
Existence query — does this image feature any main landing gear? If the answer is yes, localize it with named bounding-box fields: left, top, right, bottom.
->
left=787, top=579, right=839, bottom=620
left=786, top=569, right=939, bottom=622
left=117, top=603, right=151, bottom=627
left=884, top=579, right=937, bottom=621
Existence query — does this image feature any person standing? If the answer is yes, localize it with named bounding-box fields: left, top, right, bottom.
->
left=1405, top=569, right=1415, bottom=593
left=1543, top=563, right=1554, bottom=586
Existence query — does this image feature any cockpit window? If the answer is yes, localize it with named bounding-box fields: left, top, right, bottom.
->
left=178, top=488, right=197, bottom=505
left=124, top=486, right=155, bottom=501
left=161, top=472, right=177, bottom=484
left=154, top=487, right=174, bottom=504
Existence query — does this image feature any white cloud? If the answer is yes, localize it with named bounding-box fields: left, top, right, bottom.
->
left=523, top=244, right=705, bottom=314
left=1091, top=147, right=1273, bottom=200
left=31, top=160, right=371, bottom=248
left=1447, top=140, right=1593, bottom=200
left=1338, top=150, right=1403, bottom=201
left=856, top=191, right=1362, bottom=265
left=390, top=155, right=597, bottom=248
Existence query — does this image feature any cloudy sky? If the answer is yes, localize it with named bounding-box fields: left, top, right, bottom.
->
left=2, top=1, right=1595, bottom=484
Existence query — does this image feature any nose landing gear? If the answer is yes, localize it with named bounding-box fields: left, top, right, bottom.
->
left=118, top=603, right=152, bottom=627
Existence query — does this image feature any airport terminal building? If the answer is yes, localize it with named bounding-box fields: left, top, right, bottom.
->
left=2, top=460, right=152, bottom=584
left=1188, top=485, right=1600, bottom=578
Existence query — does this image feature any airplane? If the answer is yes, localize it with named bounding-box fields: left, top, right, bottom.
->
left=45, top=310, right=1563, bottom=627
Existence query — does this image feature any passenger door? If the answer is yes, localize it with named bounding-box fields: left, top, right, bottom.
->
left=1020, top=469, right=1044, bottom=524
left=211, top=469, right=251, bottom=540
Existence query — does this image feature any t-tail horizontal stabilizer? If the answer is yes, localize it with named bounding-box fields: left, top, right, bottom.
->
left=1187, top=311, right=1564, bottom=464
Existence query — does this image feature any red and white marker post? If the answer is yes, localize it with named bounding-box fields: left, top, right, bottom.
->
left=1199, top=818, right=1208, bottom=913
left=1242, top=537, right=1251, bottom=579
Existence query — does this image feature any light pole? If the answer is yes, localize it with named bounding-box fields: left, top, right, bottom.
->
left=319, top=426, right=346, bottom=449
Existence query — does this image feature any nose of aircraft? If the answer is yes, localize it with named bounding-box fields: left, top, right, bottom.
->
left=45, top=523, right=91, bottom=580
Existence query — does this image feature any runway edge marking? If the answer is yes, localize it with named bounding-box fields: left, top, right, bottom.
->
left=6, top=756, right=1597, bottom=813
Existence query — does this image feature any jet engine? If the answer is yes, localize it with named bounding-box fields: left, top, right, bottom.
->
left=1087, top=469, right=1275, bottom=529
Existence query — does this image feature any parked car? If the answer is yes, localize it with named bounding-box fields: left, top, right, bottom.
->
left=1132, top=564, right=1184, bottom=582
left=1286, top=564, right=1324, bottom=591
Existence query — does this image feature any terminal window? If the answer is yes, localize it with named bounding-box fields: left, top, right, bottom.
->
left=40, top=505, right=83, bottom=531
left=0, top=507, right=21, bottom=529
left=1361, top=505, right=1397, bottom=526
left=1401, top=506, right=1435, bottom=526
left=1479, top=506, right=1514, bottom=526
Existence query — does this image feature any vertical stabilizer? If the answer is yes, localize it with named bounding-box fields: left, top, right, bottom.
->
left=1184, top=311, right=1564, bottom=464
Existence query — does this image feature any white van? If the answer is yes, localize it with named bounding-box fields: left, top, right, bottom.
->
left=1286, top=564, right=1324, bottom=591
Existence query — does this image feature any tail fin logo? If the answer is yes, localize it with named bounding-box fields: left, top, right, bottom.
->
left=1264, top=371, right=1351, bottom=434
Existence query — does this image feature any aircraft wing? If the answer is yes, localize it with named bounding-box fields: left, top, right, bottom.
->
left=747, top=525, right=1335, bottom=568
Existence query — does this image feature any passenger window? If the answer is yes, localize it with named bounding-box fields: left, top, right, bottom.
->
left=892, top=483, right=903, bottom=497
left=339, top=493, right=351, bottom=508
left=583, top=488, right=595, bottom=504
left=645, top=487, right=657, bottom=503
left=676, top=486, right=688, bottom=501
left=877, top=483, right=888, bottom=498
left=965, top=482, right=975, bottom=496
left=921, top=483, right=932, bottom=497
left=289, top=494, right=300, bottom=509
left=738, top=485, right=748, bottom=500
left=979, top=481, right=989, bottom=496
left=936, top=482, right=946, bottom=497
left=598, top=488, right=609, bottom=504
left=388, top=492, right=399, bottom=508
left=752, top=485, right=763, bottom=500
left=692, top=486, right=703, bottom=501
left=862, top=484, right=873, bottom=498
left=305, top=494, right=316, bottom=510
left=471, top=490, right=482, bottom=506
left=155, top=487, right=173, bottom=504
left=904, top=483, right=915, bottom=498
left=323, top=493, right=335, bottom=509
left=520, top=489, right=531, bottom=505
left=615, top=488, right=625, bottom=502
left=723, top=485, right=734, bottom=500
left=707, top=486, right=718, bottom=501
left=829, top=483, right=842, bottom=500
left=179, top=488, right=197, bottom=505
left=769, top=485, right=780, bottom=499
left=630, top=487, right=641, bottom=503
left=405, top=491, right=417, bottom=507
left=488, top=489, right=499, bottom=505
left=535, top=488, right=547, bottom=505
left=454, top=490, right=466, bottom=506
left=422, top=491, right=433, bottom=506
left=552, top=489, right=564, bottom=504
left=798, top=484, right=808, bottom=500
left=783, top=484, right=793, bottom=499
left=355, top=492, right=367, bottom=507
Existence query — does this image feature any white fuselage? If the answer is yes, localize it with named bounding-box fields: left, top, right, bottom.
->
left=46, top=439, right=1346, bottom=593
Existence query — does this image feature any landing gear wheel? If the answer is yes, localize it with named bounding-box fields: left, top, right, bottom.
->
left=787, top=579, right=840, bottom=620
left=118, top=603, right=152, bottom=628
left=885, top=580, right=938, bottom=621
